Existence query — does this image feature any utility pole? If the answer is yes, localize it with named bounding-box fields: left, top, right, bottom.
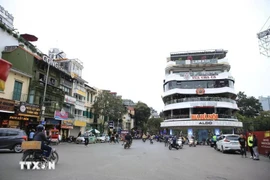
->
left=40, top=51, right=63, bottom=123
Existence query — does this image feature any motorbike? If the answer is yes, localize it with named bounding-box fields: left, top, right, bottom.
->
left=168, top=140, right=182, bottom=150
left=67, top=136, right=75, bottom=143
left=150, top=139, right=153, bottom=144
left=142, top=138, right=146, bottom=142
left=189, top=139, right=197, bottom=147
left=21, top=140, right=59, bottom=169
left=124, top=140, right=131, bottom=149
left=177, top=138, right=183, bottom=149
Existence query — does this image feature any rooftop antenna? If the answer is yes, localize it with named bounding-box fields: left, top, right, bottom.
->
left=257, top=15, right=270, bottom=58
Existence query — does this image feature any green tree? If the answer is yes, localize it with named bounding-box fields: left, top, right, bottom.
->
left=236, top=91, right=263, bottom=117
left=134, top=101, right=151, bottom=129
left=147, top=118, right=163, bottom=134
left=92, top=91, right=126, bottom=133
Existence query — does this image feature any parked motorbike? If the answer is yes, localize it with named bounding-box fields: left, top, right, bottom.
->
left=67, top=136, right=75, bottom=143
left=21, top=140, right=59, bottom=169
left=189, top=139, right=197, bottom=147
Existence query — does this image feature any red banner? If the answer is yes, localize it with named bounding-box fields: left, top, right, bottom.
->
left=246, top=131, right=270, bottom=156
left=0, top=58, right=12, bottom=82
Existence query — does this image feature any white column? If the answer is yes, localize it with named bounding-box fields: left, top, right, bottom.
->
left=189, top=108, right=192, bottom=118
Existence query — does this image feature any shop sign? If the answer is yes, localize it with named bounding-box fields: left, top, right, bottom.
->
left=61, top=120, right=73, bottom=129
left=9, top=116, right=29, bottom=121
left=190, top=59, right=218, bottom=64
left=74, top=120, right=86, bottom=127
left=64, top=95, right=76, bottom=104
left=54, top=109, right=68, bottom=120
left=0, top=98, right=15, bottom=112
left=42, top=55, right=60, bottom=69
left=2, top=120, right=8, bottom=125
left=191, top=113, right=218, bottom=120
left=18, top=102, right=40, bottom=117
left=183, top=73, right=217, bottom=80
left=109, top=121, right=114, bottom=128
left=199, top=121, right=213, bottom=125
left=196, top=88, right=205, bottom=95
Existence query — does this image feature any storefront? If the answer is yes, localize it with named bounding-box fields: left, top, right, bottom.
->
left=45, top=118, right=61, bottom=136
left=13, top=102, right=40, bottom=134
left=70, top=120, right=86, bottom=136
left=61, top=120, right=74, bottom=140
left=0, top=98, right=15, bottom=127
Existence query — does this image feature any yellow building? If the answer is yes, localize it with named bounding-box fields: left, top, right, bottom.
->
left=0, top=68, right=32, bottom=128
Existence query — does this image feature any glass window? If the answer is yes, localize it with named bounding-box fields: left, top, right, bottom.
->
left=13, top=81, right=22, bottom=101
left=7, top=130, right=19, bottom=136
left=207, top=81, right=215, bottom=88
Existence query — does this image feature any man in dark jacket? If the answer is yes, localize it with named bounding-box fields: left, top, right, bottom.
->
left=252, top=135, right=259, bottom=160
left=238, top=134, right=247, bottom=157
left=33, top=125, right=52, bottom=159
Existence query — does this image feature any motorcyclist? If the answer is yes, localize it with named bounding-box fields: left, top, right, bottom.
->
left=125, top=133, right=132, bottom=145
left=172, top=136, right=177, bottom=146
left=33, top=125, right=52, bottom=159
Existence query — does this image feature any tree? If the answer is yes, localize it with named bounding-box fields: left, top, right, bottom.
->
left=159, top=111, right=164, bottom=118
left=236, top=91, right=263, bottom=117
left=134, top=101, right=151, bottom=129
left=92, top=91, right=126, bottom=133
left=147, top=118, right=163, bottom=134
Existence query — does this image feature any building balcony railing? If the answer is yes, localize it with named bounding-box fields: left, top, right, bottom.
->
left=60, top=78, right=73, bottom=87
left=74, top=114, right=89, bottom=122
left=75, top=99, right=85, bottom=107
left=164, top=114, right=237, bottom=120
left=164, top=97, right=236, bottom=105
left=5, top=92, right=29, bottom=102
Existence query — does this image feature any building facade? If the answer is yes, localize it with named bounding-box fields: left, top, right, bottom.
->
left=161, top=49, right=243, bottom=140
left=0, top=6, right=14, bottom=30
left=259, top=96, right=270, bottom=111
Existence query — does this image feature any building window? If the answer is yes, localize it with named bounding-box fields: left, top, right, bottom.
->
left=50, top=78, right=56, bottom=86
left=13, top=81, right=22, bottom=101
left=39, top=73, right=45, bottom=82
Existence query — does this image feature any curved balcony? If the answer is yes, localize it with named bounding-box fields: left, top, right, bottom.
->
left=164, top=97, right=236, bottom=105
left=164, top=101, right=239, bottom=111
left=163, top=87, right=236, bottom=97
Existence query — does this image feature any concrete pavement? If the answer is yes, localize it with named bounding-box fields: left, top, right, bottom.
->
left=0, top=140, right=269, bottom=180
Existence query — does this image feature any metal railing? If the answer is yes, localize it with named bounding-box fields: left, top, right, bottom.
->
left=164, top=97, right=236, bottom=105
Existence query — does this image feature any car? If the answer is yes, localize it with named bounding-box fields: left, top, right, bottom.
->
left=0, top=128, right=28, bottom=153
left=216, top=134, right=240, bottom=153
left=96, top=134, right=110, bottom=143
left=76, top=133, right=97, bottom=144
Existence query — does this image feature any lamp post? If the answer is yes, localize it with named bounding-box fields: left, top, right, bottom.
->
left=40, top=52, right=63, bottom=122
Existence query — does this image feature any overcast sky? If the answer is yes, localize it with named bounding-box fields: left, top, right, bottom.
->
left=0, top=0, right=270, bottom=113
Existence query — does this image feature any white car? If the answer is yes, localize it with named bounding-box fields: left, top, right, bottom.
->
left=97, top=135, right=110, bottom=143
left=216, top=134, right=240, bottom=153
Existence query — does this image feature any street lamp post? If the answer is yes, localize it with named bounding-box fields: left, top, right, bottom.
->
left=40, top=52, right=63, bottom=122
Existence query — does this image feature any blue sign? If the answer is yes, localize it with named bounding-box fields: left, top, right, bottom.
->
left=215, top=129, right=220, bottom=135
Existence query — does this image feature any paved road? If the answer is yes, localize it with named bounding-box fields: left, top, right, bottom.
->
left=0, top=140, right=269, bottom=180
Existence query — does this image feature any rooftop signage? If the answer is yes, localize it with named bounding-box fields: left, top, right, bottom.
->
left=190, top=59, right=218, bottom=64
left=191, top=113, right=218, bottom=120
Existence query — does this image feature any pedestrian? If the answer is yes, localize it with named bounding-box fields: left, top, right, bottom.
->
left=84, top=133, right=89, bottom=147
left=29, top=129, right=35, bottom=141
left=115, top=133, right=119, bottom=143
left=252, top=135, right=260, bottom=160
left=247, top=133, right=254, bottom=159
left=238, top=134, right=247, bottom=157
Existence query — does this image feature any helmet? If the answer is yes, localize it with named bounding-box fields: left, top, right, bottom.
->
left=36, top=124, right=44, bottom=131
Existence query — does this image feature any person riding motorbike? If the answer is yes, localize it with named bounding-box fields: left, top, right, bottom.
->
left=172, top=136, right=177, bottom=146
left=33, top=125, right=52, bottom=159
left=125, top=133, right=132, bottom=145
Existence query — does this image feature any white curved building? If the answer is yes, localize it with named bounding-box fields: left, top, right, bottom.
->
left=161, top=49, right=243, bottom=140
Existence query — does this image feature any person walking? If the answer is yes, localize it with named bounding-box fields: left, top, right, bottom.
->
left=84, top=133, right=89, bottom=147
left=238, top=134, right=247, bottom=157
left=247, top=133, right=254, bottom=159
left=115, top=133, right=119, bottom=143
left=252, top=134, right=260, bottom=160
